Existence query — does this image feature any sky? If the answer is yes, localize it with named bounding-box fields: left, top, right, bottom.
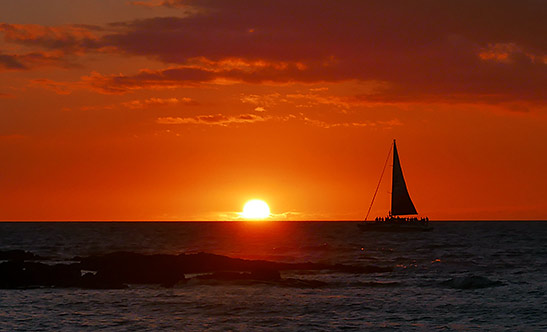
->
left=1, top=0, right=546, bottom=221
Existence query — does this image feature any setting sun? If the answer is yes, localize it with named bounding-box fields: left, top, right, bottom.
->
left=241, top=199, right=271, bottom=220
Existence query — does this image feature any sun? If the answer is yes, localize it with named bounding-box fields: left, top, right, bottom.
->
left=241, top=199, right=271, bottom=220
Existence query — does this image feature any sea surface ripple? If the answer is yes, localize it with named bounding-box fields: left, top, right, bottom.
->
left=0, top=221, right=546, bottom=331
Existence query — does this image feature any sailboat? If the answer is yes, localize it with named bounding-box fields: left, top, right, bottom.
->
left=358, top=139, right=431, bottom=232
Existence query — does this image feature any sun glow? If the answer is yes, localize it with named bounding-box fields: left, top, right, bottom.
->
left=241, top=199, right=271, bottom=220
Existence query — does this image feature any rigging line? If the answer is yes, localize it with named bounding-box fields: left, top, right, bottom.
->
left=364, top=141, right=393, bottom=221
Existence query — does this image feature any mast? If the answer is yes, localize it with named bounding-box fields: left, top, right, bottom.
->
left=364, top=142, right=393, bottom=221
left=391, top=139, right=418, bottom=216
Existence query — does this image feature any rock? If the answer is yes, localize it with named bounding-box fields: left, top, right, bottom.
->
left=0, top=261, right=80, bottom=289
left=0, top=250, right=45, bottom=261
left=197, top=271, right=251, bottom=281
left=250, top=268, right=281, bottom=281
left=0, top=250, right=391, bottom=289
left=79, top=252, right=186, bottom=285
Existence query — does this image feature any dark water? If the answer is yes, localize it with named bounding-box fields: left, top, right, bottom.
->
left=0, top=221, right=546, bottom=331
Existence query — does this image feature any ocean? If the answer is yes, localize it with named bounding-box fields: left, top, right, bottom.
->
left=0, top=221, right=546, bottom=331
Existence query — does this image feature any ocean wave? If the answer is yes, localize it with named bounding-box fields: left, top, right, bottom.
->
left=187, top=277, right=329, bottom=288
left=441, top=275, right=503, bottom=289
left=355, top=281, right=401, bottom=288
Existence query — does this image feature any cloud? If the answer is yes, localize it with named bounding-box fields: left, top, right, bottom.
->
left=301, top=116, right=402, bottom=129
left=157, top=113, right=268, bottom=126
left=0, top=51, right=74, bottom=72
left=286, top=93, right=352, bottom=110
left=240, top=93, right=284, bottom=108
left=62, top=97, right=196, bottom=111
left=0, top=23, right=102, bottom=53
left=0, top=24, right=102, bottom=69
left=29, top=79, right=74, bottom=94
left=100, top=2, right=545, bottom=60
left=121, top=97, right=196, bottom=109
left=156, top=111, right=401, bottom=129
left=0, top=53, right=27, bottom=70
left=81, top=67, right=212, bottom=94
left=239, top=88, right=400, bottom=112
left=128, top=0, right=185, bottom=8
left=80, top=60, right=320, bottom=94
left=2, top=1, right=545, bottom=105
left=99, top=1, right=546, bottom=104
left=479, top=43, right=522, bottom=64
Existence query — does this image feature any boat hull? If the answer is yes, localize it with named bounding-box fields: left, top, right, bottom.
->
left=357, top=222, right=432, bottom=232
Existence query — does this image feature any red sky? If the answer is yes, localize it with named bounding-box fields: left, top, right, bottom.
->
left=1, top=0, right=546, bottom=221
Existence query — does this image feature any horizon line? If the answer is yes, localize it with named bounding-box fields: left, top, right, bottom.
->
left=1, top=219, right=546, bottom=223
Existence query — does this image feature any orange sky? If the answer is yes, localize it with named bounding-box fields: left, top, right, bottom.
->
left=1, top=0, right=546, bottom=221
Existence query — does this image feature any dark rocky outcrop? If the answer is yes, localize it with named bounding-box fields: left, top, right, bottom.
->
left=79, top=272, right=128, bottom=289
left=0, top=250, right=45, bottom=261
left=0, top=251, right=391, bottom=289
left=0, top=261, right=80, bottom=288
left=77, top=252, right=186, bottom=285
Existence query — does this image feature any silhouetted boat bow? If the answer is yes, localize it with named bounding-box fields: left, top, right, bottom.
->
left=358, top=140, right=432, bottom=232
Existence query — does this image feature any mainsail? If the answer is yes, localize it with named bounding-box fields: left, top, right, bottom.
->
left=391, top=140, right=418, bottom=216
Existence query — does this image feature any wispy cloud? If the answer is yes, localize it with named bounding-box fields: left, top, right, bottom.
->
left=128, top=0, right=187, bottom=8
left=81, top=67, right=214, bottom=94
left=157, top=113, right=268, bottom=126
left=121, top=97, right=195, bottom=109
left=156, top=111, right=402, bottom=129
left=0, top=23, right=103, bottom=70
left=78, top=59, right=318, bottom=94
left=130, top=0, right=182, bottom=6
left=301, top=117, right=402, bottom=129
left=286, top=93, right=352, bottom=110
left=239, top=86, right=393, bottom=112
left=0, top=53, right=27, bottom=70
left=240, top=93, right=284, bottom=108
left=64, top=97, right=196, bottom=112
left=29, top=79, right=74, bottom=95
left=0, top=23, right=102, bottom=52
left=0, top=51, right=74, bottom=71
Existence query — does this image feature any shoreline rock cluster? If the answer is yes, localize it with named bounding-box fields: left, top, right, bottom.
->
left=0, top=250, right=391, bottom=289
